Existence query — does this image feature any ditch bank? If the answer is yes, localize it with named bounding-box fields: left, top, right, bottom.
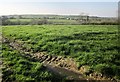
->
left=2, top=37, right=120, bottom=82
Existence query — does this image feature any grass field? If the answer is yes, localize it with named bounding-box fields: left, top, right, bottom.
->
left=8, top=19, right=79, bottom=25
left=1, top=43, right=62, bottom=81
left=2, top=25, right=120, bottom=80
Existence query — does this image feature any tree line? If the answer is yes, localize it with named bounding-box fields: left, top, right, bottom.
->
left=0, top=16, right=118, bottom=25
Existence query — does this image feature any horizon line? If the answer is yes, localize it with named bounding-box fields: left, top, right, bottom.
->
left=0, top=14, right=117, bottom=18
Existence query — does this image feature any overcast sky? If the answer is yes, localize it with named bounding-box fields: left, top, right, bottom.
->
left=0, top=0, right=119, bottom=17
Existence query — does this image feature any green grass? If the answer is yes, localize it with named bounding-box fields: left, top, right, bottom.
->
left=2, top=25, right=120, bottom=79
left=2, top=44, right=62, bottom=82
left=48, top=19, right=78, bottom=24
left=8, top=19, right=79, bottom=25
left=9, top=19, right=31, bottom=22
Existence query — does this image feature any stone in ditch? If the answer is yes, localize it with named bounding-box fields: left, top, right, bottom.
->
left=46, top=56, right=52, bottom=61
left=51, top=57, right=57, bottom=61
left=56, top=56, right=62, bottom=61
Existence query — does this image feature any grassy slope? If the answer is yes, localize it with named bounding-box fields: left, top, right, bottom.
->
left=2, top=25, right=120, bottom=79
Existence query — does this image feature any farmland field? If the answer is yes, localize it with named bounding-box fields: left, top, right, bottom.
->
left=8, top=19, right=79, bottom=25
left=2, top=25, right=120, bottom=81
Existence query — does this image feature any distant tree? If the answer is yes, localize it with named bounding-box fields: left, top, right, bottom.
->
left=40, top=19, right=48, bottom=24
left=30, top=18, right=48, bottom=25
left=0, top=17, right=2, bottom=25
left=77, top=13, right=89, bottom=24
left=1, top=16, right=11, bottom=25
left=30, top=19, right=38, bottom=25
